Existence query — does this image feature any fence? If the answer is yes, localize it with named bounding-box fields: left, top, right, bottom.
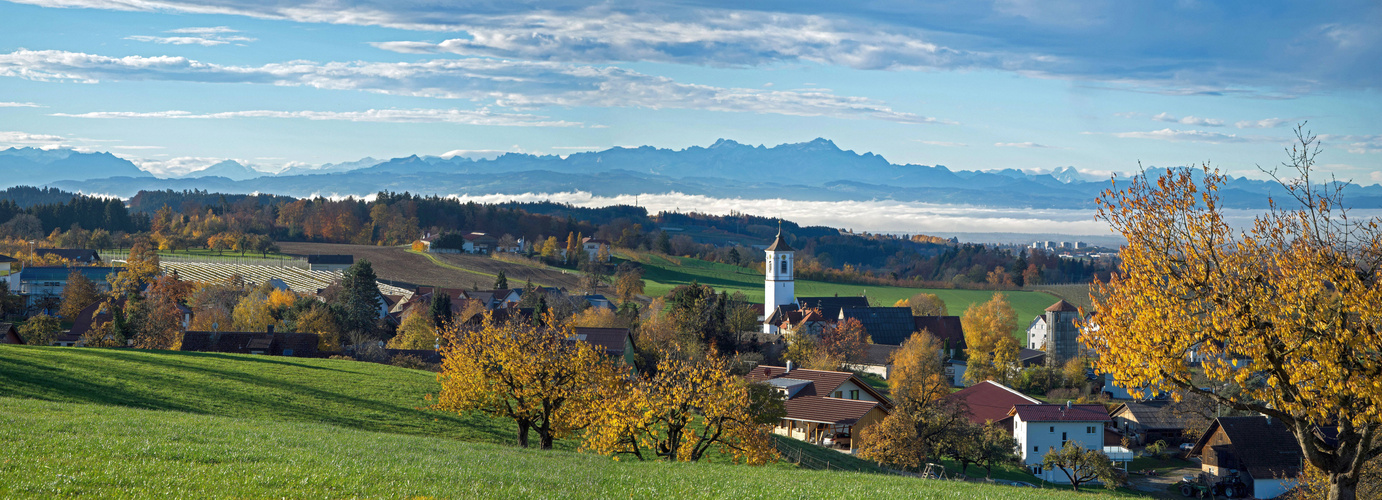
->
left=773, top=437, right=906, bottom=475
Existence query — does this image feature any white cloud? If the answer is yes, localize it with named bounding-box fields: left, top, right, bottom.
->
left=994, top=141, right=1054, bottom=148
left=1152, top=112, right=1224, bottom=127
left=1319, top=134, right=1382, bottom=154
left=127, top=26, right=254, bottom=46
left=53, top=108, right=585, bottom=127
left=2, top=49, right=943, bottom=124
left=1109, top=128, right=1259, bottom=144
left=1234, top=118, right=1291, bottom=129
left=0, top=101, right=41, bottom=107
left=0, top=130, right=65, bottom=143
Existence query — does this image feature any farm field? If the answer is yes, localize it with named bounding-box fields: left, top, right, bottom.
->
left=622, top=252, right=1060, bottom=337
left=0, top=346, right=1126, bottom=499
left=275, top=242, right=585, bottom=291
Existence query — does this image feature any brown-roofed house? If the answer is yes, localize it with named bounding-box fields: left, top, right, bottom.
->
left=1011, top=403, right=1118, bottom=482
left=746, top=364, right=892, bottom=452
left=1188, top=416, right=1303, bottom=499
left=913, top=315, right=965, bottom=357
left=570, top=327, right=633, bottom=361
left=0, top=323, right=21, bottom=344
left=180, top=328, right=320, bottom=357
left=1110, top=400, right=1197, bottom=445
left=946, top=380, right=1041, bottom=431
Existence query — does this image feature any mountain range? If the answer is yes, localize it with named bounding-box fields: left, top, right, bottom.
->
left=7, top=140, right=1382, bottom=210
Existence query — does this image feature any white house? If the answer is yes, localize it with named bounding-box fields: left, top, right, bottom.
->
left=1025, top=315, right=1048, bottom=350
left=1010, top=403, right=1119, bottom=483
left=581, top=238, right=611, bottom=262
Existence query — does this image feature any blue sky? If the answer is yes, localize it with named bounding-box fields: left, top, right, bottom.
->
left=0, top=0, right=1378, bottom=181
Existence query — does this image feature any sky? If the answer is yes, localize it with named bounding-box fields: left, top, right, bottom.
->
left=0, top=0, right=1378, bottom=181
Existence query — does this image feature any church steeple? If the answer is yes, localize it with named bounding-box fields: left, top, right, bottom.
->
left=763, top=221, right=796, bottom=333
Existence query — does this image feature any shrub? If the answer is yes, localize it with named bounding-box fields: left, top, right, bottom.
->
left=390, top=353, right=439, bottom=372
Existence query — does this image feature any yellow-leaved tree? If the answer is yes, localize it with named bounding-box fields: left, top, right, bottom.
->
left=582, top=350, right=781, bottom=464
left=961, top=292, right=1019, bottom=385
left=436, top=313, right=616, bottom=449
left=387, top=310, right=437, bottom=350
left=1085, top=128, right=1382, bottom=500
left=860, top=330, right=967, bottom=471
left=903, top=292, right=948, bottom=317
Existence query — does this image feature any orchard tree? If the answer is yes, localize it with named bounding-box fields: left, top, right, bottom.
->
left=898, top=292, right=948, bottom=317
left=18, top=314, right=61, bottom=346
left=436, top=313, right=616, bottom=449
left=59, top=270, right=102, bottom=321
left=962, top=292, right=1019, bottom=385
left=387, top=310, right=437, bottom=350
left=1085, top=128, right=1382, bottom=500
left=1042, top=441, right=1120, bottom=492
left=818, top=317, right=871, bottom=364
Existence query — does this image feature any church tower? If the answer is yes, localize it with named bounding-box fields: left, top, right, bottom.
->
left=764, top=227, right=795, bottom=314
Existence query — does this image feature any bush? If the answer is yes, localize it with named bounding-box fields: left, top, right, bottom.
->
left=1046, top=387, right=1080, bottom=401
left=327, top=354, right=354, bottom=361
left=390, top=354, right=439, bottom=372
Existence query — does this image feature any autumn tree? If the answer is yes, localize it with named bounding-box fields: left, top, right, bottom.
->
left=818, top=317, right=871, bottom=364
left=387, top=310, right=437, bottom=350
left=568, top=306, right=626, bottom=329
left=109, top=237, right=161, bottom=298
left=860, top=330, right=970, bottom=470
left=18, top=314, right=61, bottom=346
left=899, top=292, right=948, bottom=316
left=582, top=351, right=781, bottom=464
left=436, top=313, right=615, bottom=449
left=962, top=292, right=1019, bottom=385
left=1062, top=356, right=1087, bottom=389
left=613, top=263, right=645, bottom=303
left=130, top=274, right=194, bottom=350
left=58, top=270, right=101, bottom=321
left=1085, top=129, right=1382, bottom=500
left=1042, top=441, right=1120, bottom=492
left=291, top=303, right=342, bottom=351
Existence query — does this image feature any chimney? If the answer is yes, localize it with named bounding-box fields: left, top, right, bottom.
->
left=785, top=360, right=794, bottom=374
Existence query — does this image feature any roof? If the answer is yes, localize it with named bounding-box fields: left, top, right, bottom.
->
left=839, top=307, right=916, bottom=345
left=1018, top=348, right=1046, bottom=364
left=1189, top=416, right=1302, bottom=479
left=35, top=248, right=100, bottom=262
left=1111, top=400, right=1194, bottom=430
left=1011, top=404, right=1111, bottom=423
left=1045, top=300, right=1079, bottom=312
left=0, top=254, right=16, bottom=263
left=947, top=381, right=1042, bottom=426
left=796, top=296, right=868, bottom=320
left=913, top=316, right=965, bottom=350
left=19, top=266, right=119, bottom=283
left=582, top=238, right=611, bottom=245
left=571, top=327, right=630, bottom=356
left=306, top=254, right=353, bottom=265
left=858, top=343, right=900, bottom=366
left=746, top=365, right=891, bottom=407
left=765, top=232, right=794, bottom=252
left=1, top=323, right=20, bottom=344
left=781, top=396, right=883, bottom=425
left=68, top=299, right=122, bottom=341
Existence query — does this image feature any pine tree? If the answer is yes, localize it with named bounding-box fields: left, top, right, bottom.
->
left=494, top=270, right=508, bottom=290
left=334, top=259, right=382, bottom=340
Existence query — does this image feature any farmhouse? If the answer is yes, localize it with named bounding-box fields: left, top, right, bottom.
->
left=912, top=315, right=965, bottom=357
left=581, top=237, right=611, bottom=262
left=1187, top=416, right=1302, bottom=499
left=946, top=380, right=1041, bottom=432
left=1011, top=403, right=1124, bottom=483
left=1109, top=400, right=1195, bottom=445
left=844, top=343, right=899, bottom=379
left=18, top=266, right=119, bottom=313
left=180, top=327, right=320, bottom=357
left=747, top=364, right=892, bottom=453
left=839, top=307, right=915, bottom=346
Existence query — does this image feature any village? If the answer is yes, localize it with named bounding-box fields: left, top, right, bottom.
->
left=0, top=224, right=1306, bottom=499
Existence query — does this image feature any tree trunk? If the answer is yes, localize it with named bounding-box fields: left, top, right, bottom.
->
left=517, top=420, right=531, bottom=448
left=1329, top=473, right=1359, bottom=500
left=539, top=422, right=554, bottom=450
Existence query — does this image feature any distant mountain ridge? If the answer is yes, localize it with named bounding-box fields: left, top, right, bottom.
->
left=0, top=147, right=151, bottom=186
left=14, top=139, right=1382, bottom=209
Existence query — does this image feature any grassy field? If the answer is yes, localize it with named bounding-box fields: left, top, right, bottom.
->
left=622, top=252, right=1059, bottom=337
left=0, top=346, right=1132, bottom=498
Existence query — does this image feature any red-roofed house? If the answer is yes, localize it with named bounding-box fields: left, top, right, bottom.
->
left=946, top=380, right=1041, bottom=432
left=746, top=364, right=892, bottom=453
left=1011, top=403, right=1120, bottom=482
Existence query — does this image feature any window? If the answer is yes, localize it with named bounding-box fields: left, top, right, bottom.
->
left=1033, top=446, right=1039, bottom=452
left=849, top=390, right=859, bottom=400
left=1049, top=426, right=1055, bottom=433
left=780, top=257, right=788, bottom=273
left=833, top=391, right=842, bottom=398
left=1087, top=426, right=1096, bottom=433
left=1062, top=432, right=1067, bottom=441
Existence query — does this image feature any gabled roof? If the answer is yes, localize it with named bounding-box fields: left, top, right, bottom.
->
left=746, top=365, right=892, bottom=408
left=1018, top=348, right=1046, bottom=364
left=1189, top=416, right=1302, bottom=479
left=1110, top=400, right=1194, bottom=430
left=35, top=248, right=100, bottom=262
left=858, top=343, right=900, bottom=366
left=839, top=307, right=915, bottom=346
left=781, top=396, right=883, bottom=425
left=0, top=254, right=16, bottom=263
left=1011, top=404, right=1111, bottom=423
left=1045, top=300, right=1079, bottom=312
left=765, top=232, right=794, bottom=252
left=796, top=296, right=868, bottom=320
left=19, top=266, right=119, bottom=283
left=1, top=323, right=21, bottom=344
left=306, top=254, right=353, bottom=265
left=571, top=327, right=631, bottom=356
left=913, top=316, right=965, bottom=350
left=947, top=381, right=1041, bottom=426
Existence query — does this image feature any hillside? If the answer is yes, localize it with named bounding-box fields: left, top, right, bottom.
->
left=624, top=252, right=1059, bottom=337
left=0, top=346, right=1126, bottom=498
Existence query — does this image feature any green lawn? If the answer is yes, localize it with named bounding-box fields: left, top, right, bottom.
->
left=621, top=252, right=1060, bottom=338
left=0, top=346, right=1129, bottom=498
left=0, top=397, right=1118, bottom=499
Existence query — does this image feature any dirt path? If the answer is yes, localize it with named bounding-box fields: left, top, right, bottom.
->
left=275, top=242, right=584, bottom=291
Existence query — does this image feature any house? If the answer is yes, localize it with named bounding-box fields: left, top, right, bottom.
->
left=462, top=232, right=498, bottom=254
left=1110, top=400, right=1195, bottom=445
left=763, top=295, right=871, bottom=335
left=0, top=254, right=17, bottom=290
left=0, top=323, right=21, bottom=344
left=913, top=315, right=965, bottom=357
left=35, top=248, right=101, bottom=264
left=838, top=307, right=916, bottom=346
left=1027, top=300, right=1083, bottom=366
left=579, top=294, right=616, bottom=311
left=777, top=307, right=830, bottom=337
left=1017, top=347, right=1047, bottom=367
left=581, top=237, right=612, bottom=262
left=570, top=327, right=634, bottom=365
left=306, top=254, right=353, bottom=272
left=845, top=343, right=900, bottom=379
left=180, top=327, right=320, bottom=357
left=18, top=266, right=119, bottom=313
left=944, top=359, right=967, bottom=387
left=946, top=380, right=1041, bottom=431
left=747, top=364, right=893, bottom=453
left=1011, top=403, right=1121, bottom=482
left=1188, top=416, right=1302, bottom=499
